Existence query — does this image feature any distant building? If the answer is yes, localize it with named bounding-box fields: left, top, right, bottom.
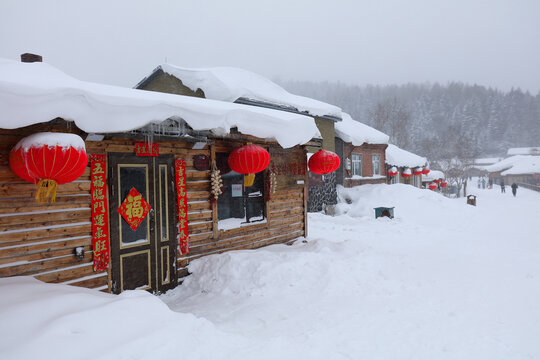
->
left=334, top=113, right=389, bottom=187
left=385, top=144, right=427, bottom=188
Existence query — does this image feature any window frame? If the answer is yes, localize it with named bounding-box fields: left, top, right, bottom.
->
left=351, top=153, right=363, bottom=177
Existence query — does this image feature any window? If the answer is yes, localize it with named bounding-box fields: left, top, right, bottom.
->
left=351, top=153, right=362, bottom=176
left=216, top=152, right=265, bottom=229
left=413, top=174, right=420, bottom=187
left=372, top=154, right=381, bottom=176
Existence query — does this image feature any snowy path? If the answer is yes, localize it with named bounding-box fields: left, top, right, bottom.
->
left=1, top=184, right=539, bottom=359
left=163, top=185, right=540, bottom=359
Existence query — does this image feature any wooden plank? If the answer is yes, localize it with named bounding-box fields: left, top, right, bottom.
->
left=187, top=201, right=211, bottom=211
left=0, top=209, right=91, bottom=230
left=187, top=211, right=212, bottom=222
left=187, top=191, right=210, bottom=201
left=0, top=223, right=91, bottom=244
left=0, top=250, right=93, bottom=277
left=0, top=195, right=90, bottom=211
left=35, top=262, right=95, bottom=283
left=0, top=245, right=92, bottom=266
left=186, top=181, right=210, bottom=191
left=186, top=171, right=210, bottom=179
left=0, top=181, right=90, bottom=199
left=0, top=236, right=92, bottom=258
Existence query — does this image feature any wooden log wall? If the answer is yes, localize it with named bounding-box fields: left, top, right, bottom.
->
left=0, top=124, right=106, bottom=290
left=0, top=121, right=308, bottom=292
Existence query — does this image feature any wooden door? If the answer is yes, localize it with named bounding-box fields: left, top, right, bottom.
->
left=108, top=153, right=176, bottom=294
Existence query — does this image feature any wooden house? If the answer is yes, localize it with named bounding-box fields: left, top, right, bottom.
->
left=0, top=55, right=320, bottom=294
left=485, top=155, right=540, bottom=191
left=385, top=144, right=427, bottom=188
left=135, top=64, right=343, bottom=213
left=334, top=113, right=389, bottom=187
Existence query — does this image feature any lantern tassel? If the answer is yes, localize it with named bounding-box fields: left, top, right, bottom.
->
left=35, top=179, right=58, bottom=204
left=244, top=173, right=255, bottom=187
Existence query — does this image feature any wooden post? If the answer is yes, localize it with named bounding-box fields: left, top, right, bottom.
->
left=303, top=149, right=309, bottom=238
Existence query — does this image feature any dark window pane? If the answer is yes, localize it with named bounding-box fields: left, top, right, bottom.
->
left=119, top=165, right=149, bottom=245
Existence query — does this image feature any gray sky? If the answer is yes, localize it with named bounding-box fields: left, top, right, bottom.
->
left=1, top=0, right=539, bottom=93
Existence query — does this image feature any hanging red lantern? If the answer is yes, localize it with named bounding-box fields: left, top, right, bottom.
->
left=9, top=132, right=88, bottom=203
left=308, top=149, right=340, bottom=175
left=434, top=178, right=441, bottom=184
left=401, top=168, right=412, bottom=178
left=440, top=181, right=447, bottom=188
left=422, top=168, right=430, bottom=175
left=387, top=166, right=398, bottom=176
left=413, top=167, right=423, bottom=176
left=428, top=183, right=437, bottom=190
left=228, top=143, right=270, bottom=186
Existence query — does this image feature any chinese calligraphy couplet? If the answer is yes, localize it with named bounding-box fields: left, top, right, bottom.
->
left=90, top=154, right=110, bottom=272
left=175, top=159, right=189, bottom=255
left=135, top=143, right=159, bottom=157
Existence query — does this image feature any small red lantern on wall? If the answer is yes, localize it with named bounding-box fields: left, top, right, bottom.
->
left=434, top=178, right=441, bottom=184
left=9, top=132, right=88, bottom=203
left=422, top=168, right=430, bottom=175
left=228, top=143, right=270, bottom=186
left=308, top=150, right=340, bottom=175
left=388, top=166, right=398, bottom=176
left=440, top=181, right=447, bottom=188
left=428, top=183, right=437, bottom=190
left=401, top=168, right=412, bottom=178
left=413, top=167, right=423, bottom=176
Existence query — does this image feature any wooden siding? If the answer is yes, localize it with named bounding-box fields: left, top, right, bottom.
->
left=0, top=121, right=307, bottom=292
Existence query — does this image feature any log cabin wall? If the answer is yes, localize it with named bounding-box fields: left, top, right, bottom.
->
left=0, top=121, right=308, bottom=292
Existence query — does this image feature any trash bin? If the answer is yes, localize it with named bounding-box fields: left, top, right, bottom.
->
left=466, top=195, right=476, bottom=206
left=374, top=207, right=394, bottom=219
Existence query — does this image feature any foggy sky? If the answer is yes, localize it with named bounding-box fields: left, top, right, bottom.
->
left=1, top=0, right=539, bottom=93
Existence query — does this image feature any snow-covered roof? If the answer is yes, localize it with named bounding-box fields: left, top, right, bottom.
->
left=0, top=58, right=320, bottom=148
left=141, top=64, right=342, bottom=120
left=385, top=144, right=427, bottom=168
left=485, top=155, right=540, bottom=175
left=507, top=147, right=540, bottom=156
left=474, top=157, right=503, bottom=165
left=335, top=113, right=389, bottom=146
left=422, top=170, right=445, bottom=182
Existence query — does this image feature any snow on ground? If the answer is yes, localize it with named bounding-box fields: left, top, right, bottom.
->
left=1, top=183, right=540, bottom=359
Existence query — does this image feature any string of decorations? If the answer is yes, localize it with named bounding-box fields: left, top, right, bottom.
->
left=210, top=160, right=223, bottom=202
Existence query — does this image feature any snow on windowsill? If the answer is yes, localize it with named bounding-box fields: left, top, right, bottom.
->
left=346, top=175, right=386, bottom=180
left=218, top=216, right=266, bottom=231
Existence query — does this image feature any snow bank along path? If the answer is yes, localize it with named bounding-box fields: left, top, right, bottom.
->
left=1, top=183, right=539, bottom=359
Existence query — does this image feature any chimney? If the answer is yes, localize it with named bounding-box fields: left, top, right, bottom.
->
left=21, top=53, right=43, bottom=63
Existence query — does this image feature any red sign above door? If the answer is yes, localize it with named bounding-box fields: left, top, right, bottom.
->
left=117, top=187, right=151, bottom=231
left=135, top=143, right=159, bottom=157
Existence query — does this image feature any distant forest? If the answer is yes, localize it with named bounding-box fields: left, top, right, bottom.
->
left=277, top=80, right=540, bottom=161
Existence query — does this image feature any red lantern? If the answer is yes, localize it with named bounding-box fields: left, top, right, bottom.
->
left=440, top=181, right=447, bottom=188
left=422, top=168, right=430, bottom=175
left=428, top=183, right=437, bottom=190
left=401, top=168, right=412, bottom=178
left=9, top=132, right=88, bottom=203
left=308, top=150, right=340, bottom=175
left=228, top=144, right=270, bottom=186
left=387, top=166, right=398, bottom=176
left=413, top=167, right=423, bottom=176
left=434, top=178, right=441, bottom=184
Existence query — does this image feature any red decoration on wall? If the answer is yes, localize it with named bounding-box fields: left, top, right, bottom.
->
left=135, top=143, right=159, bottom=157
left=9, top=133, right=87, bottom=203
left=413, top=167, right=423, bottom=176
left=422, top=168, right=431, bottom=175
left=440, top=181, right=448, bottom=188
left=434, top=178, right=441, bottom=184
left=429, top=183, right=437, bottom=190
left=308, top=150, right=340, bottom=174
left=117, top=187, right=151, bottom=231
left=175, top=159, right=189, bottom=255
left=90, top=154, right=110, bottom=272
left=228, top=144, right=270, bottom=174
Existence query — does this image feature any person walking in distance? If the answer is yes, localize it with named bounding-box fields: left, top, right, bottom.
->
left=511, top=183, right=518, bottom=197
left=500, top=179, right=505, bottom=193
